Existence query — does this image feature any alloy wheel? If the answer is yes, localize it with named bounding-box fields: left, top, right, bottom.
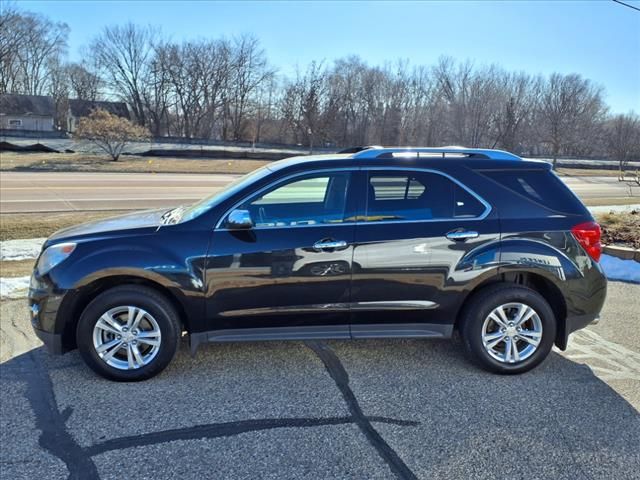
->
left=481, top=302, right=543, bottom=364
left=92, top=306, right=162, bottom=370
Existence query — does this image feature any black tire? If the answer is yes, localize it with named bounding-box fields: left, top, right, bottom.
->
left=459, top=284, right=556, bottom=374
left=76, top=285, right=180, bottom=381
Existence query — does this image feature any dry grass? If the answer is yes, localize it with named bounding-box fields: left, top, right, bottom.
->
left=582, top=197, right=640, bottom=207
left=596, top=210, right=640, bottom=249
left=556, top=167, right=633, bottom=178
left=0, top=259, right=35, bottom=277
left=0, top=152, right=270, bottom=175
left=0, top=210, right=123, bottom=241
left=1, top=151, right=633, bottom=178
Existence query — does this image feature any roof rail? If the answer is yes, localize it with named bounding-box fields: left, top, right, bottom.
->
left=352, top=146, right=521, bottom=161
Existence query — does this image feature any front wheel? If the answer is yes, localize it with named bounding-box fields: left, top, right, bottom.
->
left=459, top=284, right=556, bottom=374
left=76, top=285, right=180, bottom=381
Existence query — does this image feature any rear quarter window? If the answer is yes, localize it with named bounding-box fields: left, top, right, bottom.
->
left=480, top=169, right=586, bottom=215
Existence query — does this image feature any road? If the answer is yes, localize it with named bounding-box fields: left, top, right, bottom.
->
left=0, top=281, right=638, bottom=480
left=1, top=170, right=638, bottom=213
left=0, top=171, right=241, bottom=213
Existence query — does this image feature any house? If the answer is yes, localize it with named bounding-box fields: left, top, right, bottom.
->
left=67, top=99, right=130, bottom=133
left=0, top=94, right=56, bottom=132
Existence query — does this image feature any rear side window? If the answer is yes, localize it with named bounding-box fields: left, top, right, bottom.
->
left=481, top=170, right=585, bottom=214
left=365, top=171, right=486, bottom=222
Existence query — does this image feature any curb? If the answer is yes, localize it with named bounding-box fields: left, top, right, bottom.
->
left=603, top=245, right=640, bottom=262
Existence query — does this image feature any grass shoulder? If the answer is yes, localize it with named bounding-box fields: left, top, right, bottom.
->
left=0, top=152, right=270, bottom=175
left=1, top=211, right=123, bottom=241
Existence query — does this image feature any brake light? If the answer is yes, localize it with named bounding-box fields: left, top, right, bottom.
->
left=571, top=221, right=602, bottom=262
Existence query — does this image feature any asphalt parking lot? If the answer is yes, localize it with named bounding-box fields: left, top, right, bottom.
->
left=1, top=281, right=639, bottom=480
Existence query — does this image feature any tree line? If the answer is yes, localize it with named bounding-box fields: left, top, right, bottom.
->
left=1, top=5, right=639, bottom=166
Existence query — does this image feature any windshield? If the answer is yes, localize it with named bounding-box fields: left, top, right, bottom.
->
left=177, top=166, right=272, bottom=223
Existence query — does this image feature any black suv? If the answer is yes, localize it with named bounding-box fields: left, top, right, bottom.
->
left=28, top=147, right=607, bottom=381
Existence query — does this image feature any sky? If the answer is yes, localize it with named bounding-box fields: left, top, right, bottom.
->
left=15, top=0, right=640, bottom=113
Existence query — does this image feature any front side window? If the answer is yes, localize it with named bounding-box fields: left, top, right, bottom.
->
left=364, top=171, right=486, bottom=222
left=240, top=172, right=350, bottom=228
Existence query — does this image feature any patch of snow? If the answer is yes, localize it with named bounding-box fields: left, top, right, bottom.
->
left=588, top=204, right=640, bottom=214
left=0, top=238, right=46, bottom=261
left=0, top=276, right=30, bottom=299
left=600, top=254, right=640, bottom=284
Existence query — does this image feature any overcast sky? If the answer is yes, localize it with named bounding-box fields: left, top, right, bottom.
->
left=18, top=0, right=640, bottom=113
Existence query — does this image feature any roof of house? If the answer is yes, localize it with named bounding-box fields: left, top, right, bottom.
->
left=69, top=99, right=130, bottom=119
left=0, top=94, right=55, bottom=117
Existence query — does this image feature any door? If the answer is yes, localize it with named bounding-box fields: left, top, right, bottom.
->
left=350, top=168, right=500, bottom=337
left=204, top=170, right=356, bottom=334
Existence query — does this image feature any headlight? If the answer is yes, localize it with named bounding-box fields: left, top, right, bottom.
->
left=37, top=243, right=76, bottom=275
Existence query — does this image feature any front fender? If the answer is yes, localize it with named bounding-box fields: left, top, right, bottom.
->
left=45, top=232, right=209, bottom=333
left=50, top=240, right=204, bottom=294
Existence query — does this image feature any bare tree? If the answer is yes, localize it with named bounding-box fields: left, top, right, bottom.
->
left=538, top=73, right=607, bottom=168
left=0, top=2, right=27, bottom=92
left=224, top=35, right=274, bottom=141
left=0, top=6, right=68, bottom=95
left=2, top=9, right=624, bottom=157
left=67, top=62, right=103, bottom=100
left=493, top=72, right=541, bottom=152
left=434, top=58, right=504, bottom=148
left=605, top=112, right=640, bottom=178
left=90, top=23, right=156, bottom=126
left=281, top=61, right=329, bottom=152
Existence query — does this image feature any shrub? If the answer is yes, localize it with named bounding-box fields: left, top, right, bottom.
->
left=75, top=108, right=150, bottom=161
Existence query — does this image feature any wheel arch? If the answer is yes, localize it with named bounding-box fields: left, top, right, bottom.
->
left=60, top=275, right=190, bottom=352
left=456, top=270, right=567, bottom=349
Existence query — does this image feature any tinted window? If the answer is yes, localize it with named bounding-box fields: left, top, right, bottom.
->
left=482, top=170, right=585, bottom=214
left=365, top=171, right=486, bottom=222
left=255, top=177, right=329, bottom=204
left=241, top=172, right=350, bottom=227
left=182, top=165, right=272, bottom=222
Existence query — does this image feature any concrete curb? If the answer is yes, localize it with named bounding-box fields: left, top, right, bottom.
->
left=603, top=245, right=640, bottom=262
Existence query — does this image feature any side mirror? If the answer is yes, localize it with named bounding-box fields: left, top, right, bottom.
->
left=226, top=209, right=253, bottom=230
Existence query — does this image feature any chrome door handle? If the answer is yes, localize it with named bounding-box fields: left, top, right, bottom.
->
left=313, top=240, right=348, bottom=250
left=446, top=230, right=479, bottom=241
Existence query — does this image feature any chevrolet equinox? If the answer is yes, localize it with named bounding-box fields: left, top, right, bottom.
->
left=28, top=147, right=607, bottom=381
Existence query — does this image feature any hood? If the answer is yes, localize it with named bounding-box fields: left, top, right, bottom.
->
left=47, top=208, right=168, bottom=244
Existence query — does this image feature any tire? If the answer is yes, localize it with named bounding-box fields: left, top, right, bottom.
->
left=76, top=285, right=180, bottom=381
left=459, top=284, right=556, bottom=374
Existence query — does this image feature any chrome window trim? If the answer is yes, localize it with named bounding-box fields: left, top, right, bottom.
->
left=362, top=167, right=492, bottom=222
left=215, top=167, right=357, bottom=230
left=214, top=165, right=492, bottom=230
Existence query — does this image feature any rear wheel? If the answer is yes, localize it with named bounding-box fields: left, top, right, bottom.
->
left=76, top=285, right=180, bottom=381
left=459, top=284, right=556, bottom=374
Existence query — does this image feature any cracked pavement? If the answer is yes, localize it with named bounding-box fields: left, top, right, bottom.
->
left=1, top=282, right=639, bottom=480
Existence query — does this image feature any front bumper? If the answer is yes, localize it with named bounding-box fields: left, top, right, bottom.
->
left=28, top=273, right=75, bottom=354
left=33, top=327, right=64, bottom=354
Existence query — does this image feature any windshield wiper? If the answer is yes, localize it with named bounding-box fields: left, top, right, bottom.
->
left=161, top=206, right=185, bottom=225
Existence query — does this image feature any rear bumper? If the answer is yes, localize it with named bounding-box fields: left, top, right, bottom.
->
left=555, top=312, right=601, bottom=350
left=567, top=313, right=601, bottom=334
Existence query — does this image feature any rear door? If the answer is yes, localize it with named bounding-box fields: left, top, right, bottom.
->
left=350, top=168, right=500, bottom=337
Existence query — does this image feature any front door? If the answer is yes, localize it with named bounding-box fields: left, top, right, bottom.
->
left=350, top=168, right=500, bottom=337
left=204, top=170, right=356, bottom=335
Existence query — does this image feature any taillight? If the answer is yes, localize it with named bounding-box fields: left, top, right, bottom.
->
left=571, top=221, right=602, bottom=262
